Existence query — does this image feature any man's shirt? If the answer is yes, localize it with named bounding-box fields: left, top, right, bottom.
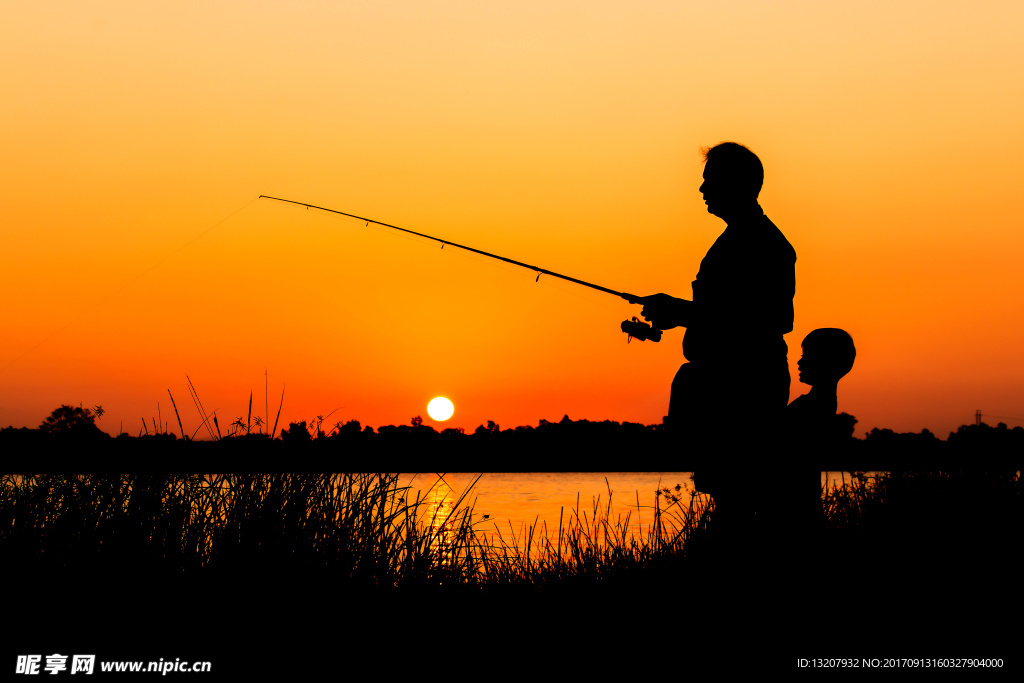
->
left=682, top=207, right=796, bottom=366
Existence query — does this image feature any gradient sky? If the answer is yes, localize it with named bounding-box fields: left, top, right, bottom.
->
left=3, top=1, right=1023, bottom=439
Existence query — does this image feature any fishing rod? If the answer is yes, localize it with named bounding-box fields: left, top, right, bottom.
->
left=258, top=195, right=662, bottom=342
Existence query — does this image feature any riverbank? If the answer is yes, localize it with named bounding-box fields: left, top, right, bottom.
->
left=2, top=426, right=1020, bottom=473
left=4, top=469, right=1020, bottom=674
left=11, top=533, right=1017, bottom=676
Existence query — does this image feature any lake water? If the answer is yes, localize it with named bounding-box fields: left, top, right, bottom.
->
left=397, top=471, right=857, bottom=548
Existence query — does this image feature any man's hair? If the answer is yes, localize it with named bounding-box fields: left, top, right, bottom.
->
left=803, top=328, right=856, bottom=379
left=701, top=142, right=764, bottom=200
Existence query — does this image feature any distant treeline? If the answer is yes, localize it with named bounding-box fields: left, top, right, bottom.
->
left=1, top=405, right=1021, bottom=473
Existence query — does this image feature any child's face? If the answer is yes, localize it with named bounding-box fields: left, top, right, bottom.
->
left=797, top=344, right=821, bottom=386
left=798, top=342, right=841, bottom=386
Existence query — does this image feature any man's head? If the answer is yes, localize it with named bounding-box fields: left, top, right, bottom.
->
left=699, top=142, right=764, bottom=219
left=798, top=328, right=856, bottom=386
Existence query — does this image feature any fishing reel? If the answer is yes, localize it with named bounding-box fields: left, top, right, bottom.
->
left=621, top=317, right=662, bottom=343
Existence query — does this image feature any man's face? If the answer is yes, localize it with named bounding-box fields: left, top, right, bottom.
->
left=699, top=161, right=727, bottom=218
left=699, top=159, right=752, bottom=219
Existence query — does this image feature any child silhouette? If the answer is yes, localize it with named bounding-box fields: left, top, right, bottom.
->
left=789, top=328, right=855, bottom=424
left=776, top=328, right=856, bottom=543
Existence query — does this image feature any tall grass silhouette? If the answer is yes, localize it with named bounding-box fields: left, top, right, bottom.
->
left=3, top=468, right=1018, bottom=593
left=0, top=472, right=712, bottom=589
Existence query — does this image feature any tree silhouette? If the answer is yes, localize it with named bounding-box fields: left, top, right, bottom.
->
left=835, top=412, right=858, bottom=439
left=474, top=420, right=499, bottom=436
left=39, top=404, right=105, bottom=438
left=280, top=421, right=312, bottom=443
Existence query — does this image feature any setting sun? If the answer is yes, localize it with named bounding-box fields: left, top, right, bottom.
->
left=427, top=397, right=455, bottom=422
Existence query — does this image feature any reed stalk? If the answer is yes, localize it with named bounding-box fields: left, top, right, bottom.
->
left=168, top=389, right=186, bottom=440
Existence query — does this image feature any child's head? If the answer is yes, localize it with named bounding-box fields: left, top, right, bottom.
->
left=797, top=328, right=856, bottom=386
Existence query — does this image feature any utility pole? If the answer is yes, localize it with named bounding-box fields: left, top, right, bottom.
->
left=975, top=409, right=982, bottom=426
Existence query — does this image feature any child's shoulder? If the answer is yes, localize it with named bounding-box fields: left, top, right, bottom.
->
left=787, top=393, right=813, bottom=412
left=787, top=393, right=836, bottom=419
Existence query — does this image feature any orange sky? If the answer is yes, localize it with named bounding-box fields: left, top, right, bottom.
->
left=3, top=1, right=1023, bottom=439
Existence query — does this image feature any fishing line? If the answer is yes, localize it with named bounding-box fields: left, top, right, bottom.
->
left=259, top=195, right=662, bottom=341
left=413, top=226, right=621, bottom=312
left=301, top=201, right=544, bottom=284
left=259, top=195, right=636, bottom=299
left=299, top=204, right=606, bottom=307
left=0, top=197, right=260, bottom=375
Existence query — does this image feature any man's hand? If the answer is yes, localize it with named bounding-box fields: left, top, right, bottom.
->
left=621, top=293, right=692, bottom=330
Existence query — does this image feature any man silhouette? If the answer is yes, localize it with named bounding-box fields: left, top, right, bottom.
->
left=633, top=142, right=796, bottom=540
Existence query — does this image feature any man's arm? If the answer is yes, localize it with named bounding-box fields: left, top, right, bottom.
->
left=622, top=293, right=693, bottom=330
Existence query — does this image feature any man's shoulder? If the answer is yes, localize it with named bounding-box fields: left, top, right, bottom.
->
left=761, top=214, right=796, bottom=262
